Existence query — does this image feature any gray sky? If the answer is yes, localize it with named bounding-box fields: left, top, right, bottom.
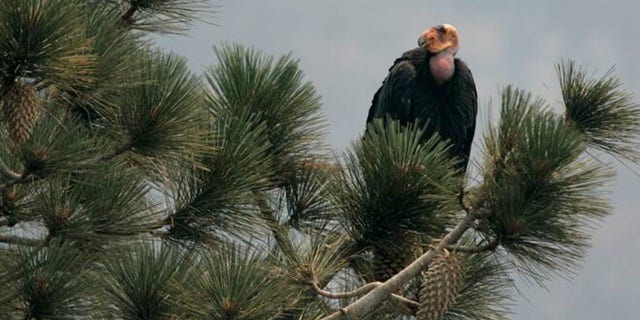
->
left=157, top=1, right=640, bottom=319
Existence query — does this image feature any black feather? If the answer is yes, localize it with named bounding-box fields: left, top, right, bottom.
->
left=367, top=47, right=478, bottom=171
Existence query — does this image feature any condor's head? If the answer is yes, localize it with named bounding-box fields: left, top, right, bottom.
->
left=417, top=24, right=460, bottom=84
left=418, top=23, right=459, bottom=54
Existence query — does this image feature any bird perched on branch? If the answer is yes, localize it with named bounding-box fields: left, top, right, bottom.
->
left=366, top=23, right=478, bottom=171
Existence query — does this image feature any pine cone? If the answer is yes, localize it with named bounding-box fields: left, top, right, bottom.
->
left=2, top=81, right=42, bottom=144
left=417, top=249, right=463, bottom=320
left=372, top=230, right=423, bottom=281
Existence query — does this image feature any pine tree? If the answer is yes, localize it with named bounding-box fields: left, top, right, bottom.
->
left=1, top=1, right=639, bottom=319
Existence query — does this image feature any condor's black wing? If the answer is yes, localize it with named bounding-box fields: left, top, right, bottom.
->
left=366, top=59, right=418, bottom=127
left=446, top=59, right=478, bottom=170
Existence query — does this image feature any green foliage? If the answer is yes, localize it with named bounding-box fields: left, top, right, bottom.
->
left=270, top=235, right=352, bottom=319
left=165, top=113, right=273, bottom=243
left=102, top=51, right=211, bottom=169
left=175, top=243, right=290, bottom=320
left=334, top=120, right=460, bottom=249
left=62, top=4, right=143, bottom=122
left=0, top=243, right=96, bottom=319
left=277, top=162, right=335, bottom=232
left=35, top=169, right=159, bottom=244
left=277, top=234, right=349, bottom=294
left=0, top=2, right=636, bottom=319
left=99, top=241, right=190, bottom=320
left=206, top=43, right=326, bottom=179
left=107, top=0, right=217, bottom=34
left=478, top=86, right=613, bottom=282
left=558, top=60, right=640, bottom=162
left=11, top=111, right=104, bottom=178
left=0, top=0, right=94, bottom=92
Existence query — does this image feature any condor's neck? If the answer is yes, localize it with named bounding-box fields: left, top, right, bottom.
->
left=429, top=49, right=456, bottom=85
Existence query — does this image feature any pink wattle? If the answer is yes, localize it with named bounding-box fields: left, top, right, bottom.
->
left=429, top=51, right=455, bottom=85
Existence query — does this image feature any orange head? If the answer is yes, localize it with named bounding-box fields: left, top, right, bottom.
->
left=417, top=24, right=459, bottom=54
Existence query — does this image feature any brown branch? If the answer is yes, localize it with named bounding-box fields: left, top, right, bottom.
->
left=0, top=170, right=36, bottom=193
left=0, top=157, right=22, bottom=180
left=313, top=281, right=420, bottom=311
left=320, top=213, right=475, bottom=320
left=313, top=280, right=382, bottom=299
left=392, top=294, right=420, bottom=310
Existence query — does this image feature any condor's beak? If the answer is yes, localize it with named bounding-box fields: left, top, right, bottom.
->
left=417, top=34, right=426, bottom=48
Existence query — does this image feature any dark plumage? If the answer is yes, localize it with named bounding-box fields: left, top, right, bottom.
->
left=366, top=24, right=477, bottom=171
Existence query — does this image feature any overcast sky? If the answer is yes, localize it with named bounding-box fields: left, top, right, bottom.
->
left=156, top=1, right=640, bottom=319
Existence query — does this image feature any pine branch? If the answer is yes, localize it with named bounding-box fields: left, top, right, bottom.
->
left=0, top=172, right=35, bottom=193
left=479, top=85, right=614, bottom=283
left=320, top=213, right=475, bottom=320
left=312, top=280, right=420, bottom=310
left=336, top=120, right=460, bottom=250
left=2, top=140, right=136, bottom=192
left=114, top=0, right=217, bottom=34
left=175, top=243, right=290, bottom=318
left=557, top=60, right=640, bottom=162
left=1, top=112, right=108, bottom=192
left=100, top=242, right=189, bottom=318
left=6, top=244, right=96, bottom=317
left=0, top=0, right=95, bottom=92
left=102, top=52, right=211, bottom=170
left=0, top=145, right=125, bottom=193
left=0, top=157, right=21, bottom=180
left=312, top=280, right=382, bottom=299
left=390, top=294, right=420, bottom=312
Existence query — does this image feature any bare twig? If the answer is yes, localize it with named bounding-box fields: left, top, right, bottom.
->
left=0, top=157, right=22, bottom=180
left=0, top=171, right=36, bottom=193
left=320, top=214, right=475, bottom=320
left=313, top=280, right=420, bottom=311
left=313, top=280, right=382, bottom=299
left=392, top=294, right=420, bottom=310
